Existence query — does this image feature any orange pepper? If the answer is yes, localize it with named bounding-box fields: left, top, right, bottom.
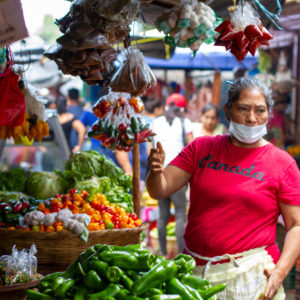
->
left=53, top=222, right=63, bottom=227
left=37, top=203, right=45, bottom=210
left=39, top=224, right=46, bottom=232
left=100, top=224, right=105, bottom=230
left=120, top=222, right=128, bottom=229
left=25, top=227, right=31, bottom=231
left=43, top=208, right=51, bottom=215
left=46, top=225, right=55, bottom=232
left=8, top=226, right=15, bottom=230
left=72, top=207, right=79, bottom=214
left=56, top=225, right=64, bottom=232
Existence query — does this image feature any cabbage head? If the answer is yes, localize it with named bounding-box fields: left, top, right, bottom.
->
left=26, top=171, right=67, bottom=199
left=74, top=176, right=111, bottom=196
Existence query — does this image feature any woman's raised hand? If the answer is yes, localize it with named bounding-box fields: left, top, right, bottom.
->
left=148, top=142, right=165, bottom=174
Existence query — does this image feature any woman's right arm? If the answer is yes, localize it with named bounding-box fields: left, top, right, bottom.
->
left=146, top=142, right=191, bottom=199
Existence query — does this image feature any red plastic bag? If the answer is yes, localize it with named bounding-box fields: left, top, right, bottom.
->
left=0, top=70, right=25, bottom=126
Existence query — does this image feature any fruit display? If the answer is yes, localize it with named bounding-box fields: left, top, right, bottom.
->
left=214, top=2, right=273, bottom=61
left=287, top=145, right=300, bottom=157
left=89, top=92, right=155, bottom=151
left=0, top=190, right=142, bottom=234
left=156, top=1, right=222, bottom=51
left=27, top=244, right=226, bottom=299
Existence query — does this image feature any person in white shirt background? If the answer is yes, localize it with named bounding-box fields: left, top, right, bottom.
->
left=150, top=93, right=194, bottom=256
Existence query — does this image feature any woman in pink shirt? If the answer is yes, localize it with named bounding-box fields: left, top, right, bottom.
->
left=146, top=77, right=300, bottom=300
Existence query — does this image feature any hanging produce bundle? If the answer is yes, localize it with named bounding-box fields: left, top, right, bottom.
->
left=44, top=0, right=140, bottom=86
left=110, top=47, right=157, bottom=96
left=155, top=0, right=222, bottom=51
left=0, top=48, right=49, bottom=144
left=89, top=92, right=155, bottom=152
left=214, top=2, right=273, bottom=61
left=27, top=244, right=226, bottom=299
left=0, top=47, right=25, bottom=130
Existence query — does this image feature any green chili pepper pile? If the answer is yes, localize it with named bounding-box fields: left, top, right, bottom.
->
left=26, top=244, right=226, bottom=299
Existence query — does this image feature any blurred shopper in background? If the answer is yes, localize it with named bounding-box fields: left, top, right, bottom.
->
left=192, top=102, right=226, bottom=138
left=151, top=93, right=193, bottom=256
left=66, top=88, right=83, bottom=118
left=56, top=97, right=86, bottom=153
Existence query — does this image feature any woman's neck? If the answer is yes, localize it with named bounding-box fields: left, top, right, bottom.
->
left=230, top=135, right=269, bottom=148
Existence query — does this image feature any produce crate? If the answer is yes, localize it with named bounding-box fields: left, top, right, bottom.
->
left=149, top=230, right=178, bottom=259
left=0, top=225, right=146, bottom=275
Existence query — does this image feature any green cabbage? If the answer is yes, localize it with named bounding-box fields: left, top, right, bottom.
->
left=64, top=151, right=132, bottom=192
left=26, top=171, right=67, bottom=199
left=74, top=176, right=111, bottom=196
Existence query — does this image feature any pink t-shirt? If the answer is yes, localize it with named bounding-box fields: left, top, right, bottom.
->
left=170, top=135, right=300, bottom=265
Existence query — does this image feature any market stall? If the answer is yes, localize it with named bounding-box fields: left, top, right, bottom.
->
left=0, top=0, right=298, bottom=298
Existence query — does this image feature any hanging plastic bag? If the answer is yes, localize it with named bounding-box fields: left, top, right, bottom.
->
left=155, top=1, right=222, bottom=52
left=0, top=49, right=25, bottom=127
left=109, top=47, right=157, bottom=96
left=0, top=244, right=42, bottom=285
left=89, top=91, right=155, bottom=151
left=214, top=2, right=273, bottom=61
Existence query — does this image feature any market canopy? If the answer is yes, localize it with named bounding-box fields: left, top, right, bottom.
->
left=145, top=44, right=258, bottom=71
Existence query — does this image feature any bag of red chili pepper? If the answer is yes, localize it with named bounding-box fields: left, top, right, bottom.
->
left=0, top=244, right=41, bottom=285
left=214, top=2, right=273, bottom=61
left=89, top=91, right=155, bottom=151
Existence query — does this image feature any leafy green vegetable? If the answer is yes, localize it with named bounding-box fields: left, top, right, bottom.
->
left=105, top=188, right=133, bottom=212
left=74, top=176, right=111, bottom=196
left=64, top=151, right=132, bottom=192
left=26, top=171, right=68, bottom=199
left=0, top=167, right=28, bottom=192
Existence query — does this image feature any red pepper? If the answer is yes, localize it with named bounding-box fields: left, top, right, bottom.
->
left=92, top=124, right=100, bottom=131
left=244, top=24, right=263, bottom=40
left=214, top=35, right=226, bottom=47
left=22, top=202, right=30, bottom=209
left=257, top=37, right=270, bottom=46
left=230, top=45, right=248, bottom=61
left=225, top=40, right=233, bottom=51
left=248, top=39, right=260, bottom=56
left=234, top=31, right=249, bottom=52
left=118, top=123, right=127, bottom=132
left=261, top=27, right=273, bottom=40
left=214, top=20, right=233, bottom=34
left=0, top=203, right=10, bottom=211
left=13, top=202, right=23, bottom=213
left=220, top=27, right=237, bottom=42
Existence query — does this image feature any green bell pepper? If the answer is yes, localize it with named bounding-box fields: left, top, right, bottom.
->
left=180, top=274, right=210, bottom=290
left=174, top=254, right=196, bottom=275
left=61, top=245, right=96, bottom=279
left=26, top=289, right=56, bottom=300
left=106, top=265, right=124, bottom=283
left=121, top=275, right=133, bottom=290
left=38, top=272, right=61, bottom=292
left=100, top=250, right=155, bottom=271
left=83, top=269, right=105, bottom=291
left=132, top=260, right=177, bottom=296
left=74, top=286, right=88, bottom=300
left=90, top=259, right=109, bottom=278
left=151, top=295, right=182, bottom=300
left=198, top=284, right=227, bottom=300
left=88, top=283, right=121, bottom=300
left=166, top=278, right=196, bottom=300
left=54, top=278, right=75, bottom=298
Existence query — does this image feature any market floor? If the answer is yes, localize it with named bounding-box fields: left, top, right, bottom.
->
left=286, top=289, right=295, bottom=299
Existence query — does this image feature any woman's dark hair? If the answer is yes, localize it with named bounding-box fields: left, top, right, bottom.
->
left=56, top=96, right=67, bottom=114
left=202, top=102, right=219, bottom=118
left=226, top=77, right=273, bottom=118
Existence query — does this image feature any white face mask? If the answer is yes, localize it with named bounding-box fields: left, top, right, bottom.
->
left=228, top=120, right=267, bottom=144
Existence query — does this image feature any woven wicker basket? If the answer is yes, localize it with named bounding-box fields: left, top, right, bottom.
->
left=0, top=225, right=146, bottom=274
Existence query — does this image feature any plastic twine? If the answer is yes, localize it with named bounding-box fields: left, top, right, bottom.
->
left=251, top=0, right=282, bottom=30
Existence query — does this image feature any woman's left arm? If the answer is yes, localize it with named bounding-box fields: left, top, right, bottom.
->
left=263, top=203, right=300, bottom=299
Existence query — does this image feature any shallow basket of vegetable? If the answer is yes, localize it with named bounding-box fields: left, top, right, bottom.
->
left=0, top=225, right=146, bottom=275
